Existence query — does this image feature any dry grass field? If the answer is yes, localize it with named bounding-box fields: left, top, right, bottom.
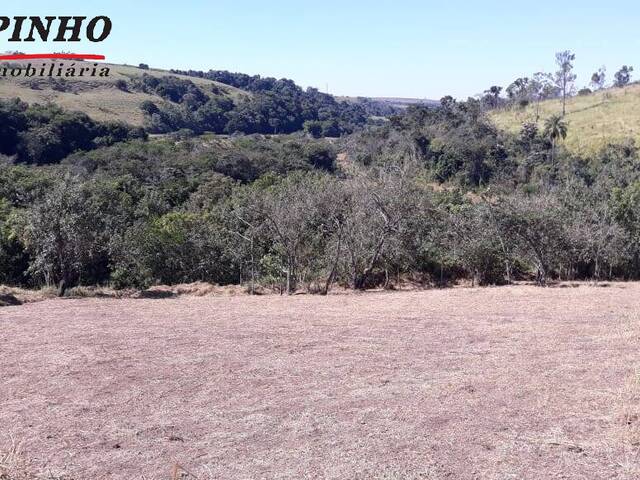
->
left=491, top=84, right=640, bottom=155
left=2, top=285, right=640, bottom=479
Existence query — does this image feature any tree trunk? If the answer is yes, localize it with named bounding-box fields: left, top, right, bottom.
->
left=57, top=279, right=67, bottom=297
left=286, top=259, right=292, bottom=295
left=323, top=224, right=343, bottom=295
left=249, top=237, right=255, bottom=295
left=354, top=234, right=387, bottom=290
left=536, top=264, right=547, bottom=286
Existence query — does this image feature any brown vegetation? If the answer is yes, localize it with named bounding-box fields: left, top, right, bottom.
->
left=2, top=284, right=640, bottom=479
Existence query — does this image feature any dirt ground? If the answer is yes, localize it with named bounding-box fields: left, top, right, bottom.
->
left=1, top=284, right=640, bottom=479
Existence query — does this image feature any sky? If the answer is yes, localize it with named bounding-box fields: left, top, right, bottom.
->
left=4, top=1, right=640, bottom=99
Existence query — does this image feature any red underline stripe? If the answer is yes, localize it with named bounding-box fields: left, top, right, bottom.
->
left=0, top=53, right=105, bottom=61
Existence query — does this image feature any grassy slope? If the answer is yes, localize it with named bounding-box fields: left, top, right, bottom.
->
left=491, top=84, right=640, bottom=155
left=0, top=62, right=247, bottom=126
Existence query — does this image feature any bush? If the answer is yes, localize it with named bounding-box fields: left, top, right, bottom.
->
left=0, top=199, right=29, bottom=285
left=111, top=212, right=235, bottom=288
left=115, top=79, right=128, bottom=92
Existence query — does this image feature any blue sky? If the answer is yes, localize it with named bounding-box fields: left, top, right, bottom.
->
left=5, top=1, right=640, bottom=99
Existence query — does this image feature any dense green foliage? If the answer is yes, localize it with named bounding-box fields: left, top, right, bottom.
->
left=134, top=72, right=371, bottom=136
left=3, top=91, right=640, bottom=293
left=0, top=98, right=146, bottom=164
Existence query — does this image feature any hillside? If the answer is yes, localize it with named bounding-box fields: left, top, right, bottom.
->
left=491, top=84, right=640, bottom=154
left=0, top=62, right=246, bottom=126
left=0, top=62, right=375, bottom=138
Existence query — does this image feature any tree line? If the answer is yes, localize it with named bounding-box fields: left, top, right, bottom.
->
left=3, top=95, right=640, bottom=293
left=481, top=51, right=635, bottom=115
left=127, top=72, right=373, bottom=137
left=0, top=98, right=145, bottom=164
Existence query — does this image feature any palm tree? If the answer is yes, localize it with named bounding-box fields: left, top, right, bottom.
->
left=543, top=114, right=568, bottom=163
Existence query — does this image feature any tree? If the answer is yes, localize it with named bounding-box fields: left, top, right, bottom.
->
left=493, top=193, right=568, bottom=285
left=23, top=180, right=103, bottom=293
left=543, top=114, right=568, bottom=163
left=590, top=66, right=606, bottom=90
left=447, top=202, right=510, bottom=286
left=257, top=173, right=327, bottom=294
left=0, top=98, right=28, bottom=156
left=530, top=72, right=557, bottom=122
left=519, top=121, right=539, bottom=154
left=304, top=120, right=323, bottom=139
left=506, top=77, right=531, bottom=107
left=0, top=199, right=29, bottom=285
left=115, top=79, right=128, bottom=92
left=614, top=66, right=634, bottom=88
left=482, top=86, right=503, bottom=109
left=611, top=180, right=640, bottom=273
left=562, top=184, right=625, bottom=281
left=554, top=51, right=577, bottom=116
left=341, top=162, right=419, bottom=290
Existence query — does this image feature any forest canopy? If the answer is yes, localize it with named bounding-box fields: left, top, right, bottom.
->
left=2, top=87, right=640, bottom=293
left=1, top=51, right=639, bottom=293
left=132, top=72, right=373, bottom=136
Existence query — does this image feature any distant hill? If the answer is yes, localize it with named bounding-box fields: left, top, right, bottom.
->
left=339, top=96, right=439, bottom=112
left=369, top=97, right=440, bottom=109
left=0, top=62, right=246, bottom=126
left=491, top=84, right=640, bottom=154
left=0, top=62, right=381, bottom=136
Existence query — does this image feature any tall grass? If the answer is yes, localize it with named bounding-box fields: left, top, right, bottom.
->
left=491, top=84, right=640, bottom=155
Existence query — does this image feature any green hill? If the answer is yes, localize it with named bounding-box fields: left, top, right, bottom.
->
left=491, top=84, right=640, bottom=155
left=0, top=61, right=246, bottom=126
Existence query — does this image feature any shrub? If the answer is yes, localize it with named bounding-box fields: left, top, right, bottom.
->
left=115, top=79, right=128, bottom=92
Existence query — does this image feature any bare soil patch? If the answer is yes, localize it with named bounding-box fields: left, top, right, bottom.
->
left=1, top=285, right=640, bottom=479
